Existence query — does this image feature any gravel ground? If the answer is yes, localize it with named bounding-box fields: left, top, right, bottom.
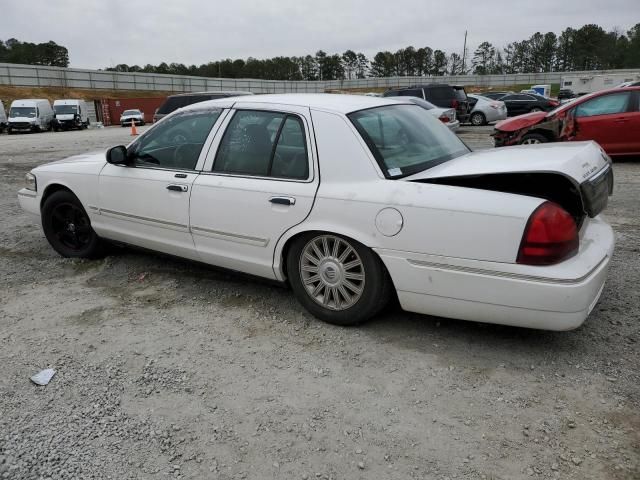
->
left=0, top=125, right=638, bottom=480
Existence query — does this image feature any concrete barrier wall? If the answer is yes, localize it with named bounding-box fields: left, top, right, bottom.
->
left=1, top=63, right=639, bottom=93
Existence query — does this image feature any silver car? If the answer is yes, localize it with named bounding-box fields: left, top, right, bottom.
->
left=467, top=94, right=507, bottom=126
left=397, top=96, right=460, bottom=131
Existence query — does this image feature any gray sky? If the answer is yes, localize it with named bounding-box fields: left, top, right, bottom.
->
left=1, top=0, right=638, bottom=69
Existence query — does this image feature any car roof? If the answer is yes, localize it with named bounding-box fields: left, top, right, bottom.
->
left=182, top=93, right=408, bottom=114
left=168, top=91, right=253, bottom=98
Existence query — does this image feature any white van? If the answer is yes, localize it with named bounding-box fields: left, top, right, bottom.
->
left=53, top=99, right=90, bottom=131
left=0, top=100, right=7, bottom=133
left=8, top=99, right=54, bottom=134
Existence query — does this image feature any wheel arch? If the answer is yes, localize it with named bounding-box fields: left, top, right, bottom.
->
left=522, top=128, right=556, bottom=143
left=274, top=225, right=392, bottom=286
left=40, top=182, right=78, bottom=211
left=470, top=110, right=486, bottom=123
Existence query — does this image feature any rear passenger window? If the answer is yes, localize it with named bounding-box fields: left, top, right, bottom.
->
left=214, top=110, right=309, bottom=180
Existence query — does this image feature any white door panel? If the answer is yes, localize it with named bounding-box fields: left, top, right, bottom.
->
left=97, top=166, right=199, bottom=259
left=95, top=108, right=227, bottom=259
left=191, top=105, right=319, bottom=278
left=190, top=176, right=316, bottom=277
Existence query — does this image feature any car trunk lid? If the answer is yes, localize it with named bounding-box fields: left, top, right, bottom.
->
left=404, top=141, right=613, bottom=219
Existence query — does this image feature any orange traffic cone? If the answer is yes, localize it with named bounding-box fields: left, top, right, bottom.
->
left=130, top=119, right=138, bottom=136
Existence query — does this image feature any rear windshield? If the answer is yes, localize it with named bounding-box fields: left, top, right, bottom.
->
left=122, top=110, right=140, bottom=115
left=9, top=107, right=36, bottom=117
left=348, top=105, right=469, bottom=178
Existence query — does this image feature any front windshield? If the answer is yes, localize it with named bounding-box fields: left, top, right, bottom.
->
left=9, top=107, right=36, bottom=118
left=54, top=105, right=77, bottom=114
left=123, top=110, right=140, bottom=115
left=348, top=105, right=469, bottom=178
left=546, top=95, right=585, bottom=116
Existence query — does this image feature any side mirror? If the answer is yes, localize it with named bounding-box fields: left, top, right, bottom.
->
left=106, top=145, right=130, bottom=165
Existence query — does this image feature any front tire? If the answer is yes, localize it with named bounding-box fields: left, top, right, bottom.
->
left=519, top=133, right=549, bottom=145
left=286, top=233, right=391, bottom=326
left=469, top=112, right=486, bottom=126
left=42, top=190, right=102, bottom=258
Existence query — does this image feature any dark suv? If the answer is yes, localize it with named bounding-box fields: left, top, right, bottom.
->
left=383, top=84, right=470, bottom=123
left=153, top=91, right=253, bottom=122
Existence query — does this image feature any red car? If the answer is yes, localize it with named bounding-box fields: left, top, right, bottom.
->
left=493, top=86, right=640, bottom=156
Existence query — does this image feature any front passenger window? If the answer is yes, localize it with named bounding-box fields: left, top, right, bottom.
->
left=575, top=93, right=631, bottom=118
left=131, top=109, right=221, bottom=170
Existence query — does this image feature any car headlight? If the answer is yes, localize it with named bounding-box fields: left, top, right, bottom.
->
left=25, top=172, right=37, bottom=191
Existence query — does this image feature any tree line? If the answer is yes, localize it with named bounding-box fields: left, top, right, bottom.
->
left=104, top=24, right=640, bottom=80
left=0, top=38, right=69, bottom=67
left=2, top=23, right=639, bottom=80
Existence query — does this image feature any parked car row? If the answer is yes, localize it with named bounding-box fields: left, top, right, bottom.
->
left=0, top=98, right=91, bottom=134
left=382, top=84, right=529, bottom=126
left=475, top=91, right=559, bottom=116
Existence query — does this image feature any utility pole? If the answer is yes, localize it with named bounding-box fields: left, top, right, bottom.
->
left=462, top=30, right=468, bottom=74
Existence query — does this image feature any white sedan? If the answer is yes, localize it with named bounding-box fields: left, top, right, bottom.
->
left=18, top=94, right=615, bottom=330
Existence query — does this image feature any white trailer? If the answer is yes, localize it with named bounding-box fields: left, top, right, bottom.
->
left=561, top=73, right=640, bottom=95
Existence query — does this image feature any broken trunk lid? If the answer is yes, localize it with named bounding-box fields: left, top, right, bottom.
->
left=404, top=141, right=609, bottom=186
left=405, top=142, right=612, bottom=218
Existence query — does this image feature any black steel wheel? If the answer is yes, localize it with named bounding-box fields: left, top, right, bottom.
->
left=42, top=190, right=102, bottom=258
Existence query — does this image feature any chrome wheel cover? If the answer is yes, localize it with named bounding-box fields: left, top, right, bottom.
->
left=300, top=235, right=365, bottom=311
left=522, top=138, right=542, bottom=144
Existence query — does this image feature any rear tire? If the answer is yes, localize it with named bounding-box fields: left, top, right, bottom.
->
left=286, top=233, right=391, bottom=326
left=470, top=112, right=486, bottom=126
left=519, top=133, right=548, bottom=145
left=42, top=190, right=103, bottom=258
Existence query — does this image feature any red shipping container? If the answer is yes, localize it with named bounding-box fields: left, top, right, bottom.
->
left=106, top=97, right=166, bottom=125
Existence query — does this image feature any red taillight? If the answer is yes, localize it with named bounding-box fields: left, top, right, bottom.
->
left=451, top=99, right=459, bottom=109
left=549, top=100, right=559, bottom=107
left=438, top=115, right=449, bottom=123
left=517, top=202, right=578, bottom=265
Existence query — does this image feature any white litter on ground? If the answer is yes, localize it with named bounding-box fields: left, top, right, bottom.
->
left=30, top=368, right=56, bottom=386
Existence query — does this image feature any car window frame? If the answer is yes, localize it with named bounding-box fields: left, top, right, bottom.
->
left=203, top=108, right=315, bottom=183
left=124, top=107, right=230, bottom=173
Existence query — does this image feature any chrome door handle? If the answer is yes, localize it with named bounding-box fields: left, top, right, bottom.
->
left=269, top=196, right=296, bottom=206
left=167, top=184, right=188, bottom=192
